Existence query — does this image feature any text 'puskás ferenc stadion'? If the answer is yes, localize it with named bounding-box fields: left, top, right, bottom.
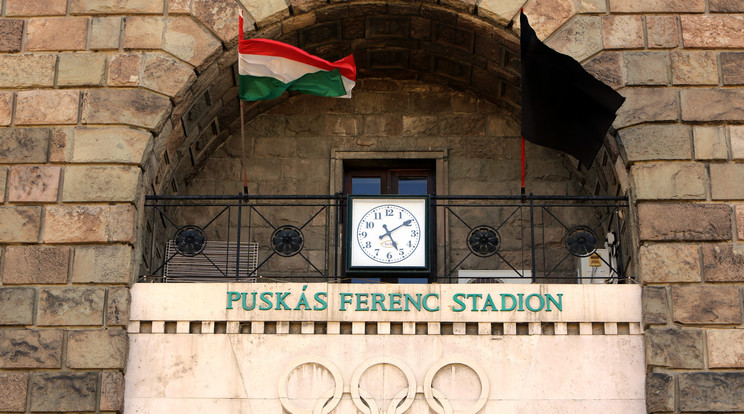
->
left=1, top=1, right=744, bottom=413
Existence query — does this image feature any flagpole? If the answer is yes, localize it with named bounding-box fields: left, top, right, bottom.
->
left=240, top=100, right=248, bottom=195
left=521, top=136, right=526, bottom=200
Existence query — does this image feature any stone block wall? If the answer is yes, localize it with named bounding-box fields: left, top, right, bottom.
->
left=178, top=78, right=603, bottom=279
left=0, top=0, right=743, bottom=412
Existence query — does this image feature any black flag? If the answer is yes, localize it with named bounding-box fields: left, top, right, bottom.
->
left=520, top=12, right=625, bottom=167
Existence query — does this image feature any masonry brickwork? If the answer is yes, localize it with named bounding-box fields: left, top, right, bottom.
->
left=0, top=0, right=742, bottom=413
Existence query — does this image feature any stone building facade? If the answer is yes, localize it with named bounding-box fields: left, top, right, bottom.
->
left=0, top=0, right=743, bottom=412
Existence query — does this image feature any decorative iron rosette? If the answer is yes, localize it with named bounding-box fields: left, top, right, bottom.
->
left=564, top=226, right=599, bottom=257
left=174, top=225, right=206, bottom=257
left=467, top=226, right=501, bottom=257
left=271, top=225, right=304, bottom=257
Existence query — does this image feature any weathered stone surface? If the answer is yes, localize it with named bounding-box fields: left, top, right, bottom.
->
left=671, top=50, right=719, bottom=85
left=71, top=0, right=164, bottom=13
left=72, top=245, right=133, bottom=284
left=642, top=286, right=669, bottom=326
left=62, top=165, right=140, bottom=202
left=58, top=53, right=106, bottom=86
left=619, top=124, right=690, bottom=161
left=602, top=15, right=643, bottom=49
left=100, top=371, right=125, bottom=411
left=721, top=52, right=744, bottom=85
left=679, top=372, right=744, bottom=412
left=123, top=16, right=164, bottom=49
left=15, top=90, right=80, bottom=125
left=545, top=15, right=601, bottom=62
left=632, top=163, right=706, bottom=200
left=638, top=203, right=732, bottom=241
left=615, top=87, right=678, bottom=128
left=681, top=15, right=744, bottom=48
left=71, top=127, right=151, bottom=164
left=0, top=329, right=62, bottom=368
left=29, top=372, right=97, bottom=412
left=8, top=165, right=61, bottom=202
left=710, top=0, right=744, bottom=11
left=0, top=92, right=12, bottom=126
left=0, top=372, right=28, bottom=412
left=0, top=288, right=35, bottom=325
left=672, top=286, right=741, bottom=324
left=164, top=17, right=222, bottom=69
left=49, top=127, right=72, bottom=162
left=37, top=287, right=105, bottom=326
left=624, top=52, right=669, bottom=85
left=0, top=19, right=24, bottom=52
left=107, top=287, right=131, bottom=326
left=646, top=372, right=674, bottom=413
left=693, top=126, right=727, bottom=160
left=193, top=0, right=238, bottom=42
left=682, top=88, right=744, bottom=122
left=90, top=16, right=122, bottom=50
left=610, top=0, right=704, bottom=12
left=43, top=205, right=136, bottom=243
left=168, top=0, right=191, bottom=13
left=0, top=54, right=56, bottom=87
left=142, top=54, right=195, bottom=98
left=6, top=0, right=67, bottom=15
left=583, top=52, right=624, bottom=89
left=26, top=17, right=88, bottom=51
left=640, top=243, right=701, bottom=283
left=522, top=0, right=574, bottom=40
left=732, top=126, right=744, bottom=160
left=289, top=0, right=325, bottom=13
left=82, top=89, right=171, bottom=130
left=711, top=164, right=744, bottom=199
left=708, top=330, right=744, bottom=368
left=238, top=0, right=290, bottom=25
left=646, top=327, right=704, bottom=369
left=2, top=246, right=70, bottom=284
left=0, top=128, right=50, bottom=163
left=0, top=207, right=42, bottom=243
left=738, top=205, right=744, bottom=240
left=67, top=330, right=127, bottom=368
left=107, top=53, right=141, bottom=86
left=646, top=15, right=678, bottom=49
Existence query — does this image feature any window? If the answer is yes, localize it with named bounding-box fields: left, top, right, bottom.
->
left=344, top=161, right=435, bottom=283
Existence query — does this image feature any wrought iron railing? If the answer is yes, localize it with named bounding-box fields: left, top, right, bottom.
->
left=139, top=194, right=631, bottom=284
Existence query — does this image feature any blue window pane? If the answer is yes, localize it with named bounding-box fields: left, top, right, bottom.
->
left=352, top=177, right=381, bottom=195
left=398, top=277, right=428, bottom=284
left=398, top=179, right=427, bottom=195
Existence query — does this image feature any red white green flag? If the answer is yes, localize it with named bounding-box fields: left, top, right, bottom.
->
left=238, top=11, right=356, bottom=101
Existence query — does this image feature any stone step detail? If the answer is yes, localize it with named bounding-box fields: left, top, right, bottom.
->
left=128, top=320, right=642, bottom=336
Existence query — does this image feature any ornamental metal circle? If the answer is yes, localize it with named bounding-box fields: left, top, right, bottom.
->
left=467, top=226, right=501, bottom=257
left=271, top=225, right=304, bottom=257
left=174, top=225, right=206, bottom=257
left=564, top=226, right=599, bottom=257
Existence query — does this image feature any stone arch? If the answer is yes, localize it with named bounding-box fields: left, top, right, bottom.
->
left=130, top=0, right=631, bottom=284
left=144, top=0, right=628, bottom=199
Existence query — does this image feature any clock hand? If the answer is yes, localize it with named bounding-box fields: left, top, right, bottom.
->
left=380, top=224, right=399, bottom=250
left=378, top=220, right=412, bottom=239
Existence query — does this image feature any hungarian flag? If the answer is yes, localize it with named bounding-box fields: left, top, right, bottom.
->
left=238, top=12, right=356, bottom=101
left=520, top=11, right=625, bottom=167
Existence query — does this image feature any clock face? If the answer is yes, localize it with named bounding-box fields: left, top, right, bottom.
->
left=357, top=204, right=421, bottom=263
left=347, top=197, right=429, bottom=271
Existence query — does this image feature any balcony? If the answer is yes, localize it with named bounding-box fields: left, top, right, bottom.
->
left=139, top=194, right=631, bottom=284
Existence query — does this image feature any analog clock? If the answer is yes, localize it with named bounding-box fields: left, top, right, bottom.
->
left=347, top=196, right=430, bottom=272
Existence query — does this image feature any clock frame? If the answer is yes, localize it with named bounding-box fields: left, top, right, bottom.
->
left=346, top=195, right=431, bottom=274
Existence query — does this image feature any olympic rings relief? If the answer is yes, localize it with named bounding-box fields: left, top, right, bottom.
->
left=277, top=355, right=490, bottom=414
